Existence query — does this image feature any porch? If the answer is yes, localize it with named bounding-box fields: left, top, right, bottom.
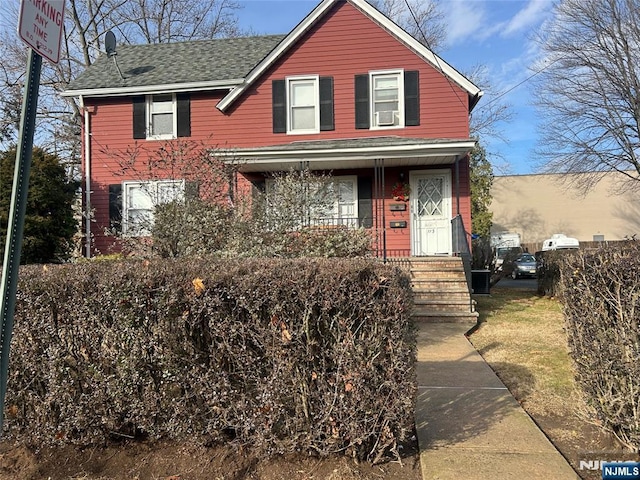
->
left=225, top=136, right=478, bottom=319
left=224, top=136, right=477, bottom=259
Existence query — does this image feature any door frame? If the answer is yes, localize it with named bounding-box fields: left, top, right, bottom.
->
left=409, top=169, right=452, bottom=256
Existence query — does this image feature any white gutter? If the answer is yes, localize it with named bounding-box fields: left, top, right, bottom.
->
left=80, top=95, right=91, bottom=258
left=61, top=79, right=244, bottom=98
left=219, top=140, right=477, bottom=162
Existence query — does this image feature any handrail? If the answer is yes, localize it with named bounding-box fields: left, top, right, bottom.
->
left=451, top=215, right=473, bottom=297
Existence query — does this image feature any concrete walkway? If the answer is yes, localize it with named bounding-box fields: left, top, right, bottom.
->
left=414, top=323, right=580, bottom=479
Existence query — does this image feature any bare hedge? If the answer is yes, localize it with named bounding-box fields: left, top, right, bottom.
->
left=536, top=250, right=564, bottom=297
left=558, top=244, right=640, bottom=450
left=5, top=258, right=415, bottom=462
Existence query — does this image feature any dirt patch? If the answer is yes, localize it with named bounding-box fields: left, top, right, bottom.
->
left=531, top=412, right=636, bottom=480
left=0, top=437, right=423, bottom=480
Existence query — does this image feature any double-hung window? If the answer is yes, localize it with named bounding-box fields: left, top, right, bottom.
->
left=272, top=77, right=334, bottom=134
left=310, top=177, right=358, bottom=226
left=371, top=71, right=403, bottom=128
left=287, top=76, right=320, bottom=134
left=148, top=94, right=176, bottom=139
left=123, top=180, right=185, bottom=235
left=132, top=93, right=191, bottom=140
left=355, top=69, right=419, bottom=129
left=265, top=175, right=358, bottom=227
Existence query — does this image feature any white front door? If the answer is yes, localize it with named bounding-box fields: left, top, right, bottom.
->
left=410, top=171, right=452, bottom=256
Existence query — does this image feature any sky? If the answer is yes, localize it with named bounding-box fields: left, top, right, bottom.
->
left=236, top=0, right=553, bottom=175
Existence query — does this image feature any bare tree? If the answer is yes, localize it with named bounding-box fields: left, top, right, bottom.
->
left=372, top=1, right=511, bottom=162
left=105, top=0, right=242, bottom=44
left=0, top=0, right=241, bottom=174
left=466, top=64, right=513, bottom=146
left=533, top=0, right=640, bottom=192
left=371, top=0, right=446, bottom=51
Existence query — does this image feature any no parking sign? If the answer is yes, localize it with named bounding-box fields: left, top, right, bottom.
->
left=18, top=0, right=65, bottom=64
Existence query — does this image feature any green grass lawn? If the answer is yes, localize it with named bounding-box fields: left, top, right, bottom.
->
left=468, top=285, right=627, bottom=479
left=470, top=286, right=576, bottom=416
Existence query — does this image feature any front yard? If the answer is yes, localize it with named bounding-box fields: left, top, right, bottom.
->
left=469, top=285, right=633, bottom=479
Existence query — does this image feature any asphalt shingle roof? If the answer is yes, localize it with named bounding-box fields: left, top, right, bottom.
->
left=66, top=35, right=286, bottom=92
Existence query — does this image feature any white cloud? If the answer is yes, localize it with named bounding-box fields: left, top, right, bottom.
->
left=501, top=0, right=549, bottom=37
left=444, top=0, right=487, bottom=45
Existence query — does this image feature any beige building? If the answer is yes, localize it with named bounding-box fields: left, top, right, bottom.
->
left=490, top=172, right=640, bottom=244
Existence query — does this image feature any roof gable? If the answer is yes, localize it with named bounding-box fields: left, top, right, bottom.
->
left=64, top=0, right=482, bottom=109
left=217, top=0, right=482, bottom=112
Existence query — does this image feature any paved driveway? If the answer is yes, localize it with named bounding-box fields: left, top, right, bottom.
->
left=495, top=277, right=537, bottom=290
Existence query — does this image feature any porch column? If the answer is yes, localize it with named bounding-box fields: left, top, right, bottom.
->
left=373, top=158, right=386, bottom=261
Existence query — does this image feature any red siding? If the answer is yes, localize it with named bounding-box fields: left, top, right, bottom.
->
left=84, top=0, right=472, bottom=255
left=215, top=1, right=470, bottom=145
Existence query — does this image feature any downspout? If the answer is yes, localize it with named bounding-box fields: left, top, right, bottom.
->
left=80, top=96, right=91, bottom=258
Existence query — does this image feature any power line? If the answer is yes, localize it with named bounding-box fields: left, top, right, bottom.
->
left=479, top=57, right=561, bottom=111
left=401, top=0, right=559, bottom=114
left=401, top=0, right=469, bottom=112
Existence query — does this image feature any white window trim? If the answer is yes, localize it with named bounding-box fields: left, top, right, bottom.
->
left=330, top=175, right=359, bottom=225
left=369, top=69, right=404, bottom=130
left=146, top=94, right=177, bottom=140
left=122, top=179, right=185, bottom=236
left=286, top=75, right=320, bottom=135
left=265, top=175, right=359, bottom=225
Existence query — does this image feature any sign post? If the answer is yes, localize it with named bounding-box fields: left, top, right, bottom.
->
left=0, top=0, right=65, bottom=433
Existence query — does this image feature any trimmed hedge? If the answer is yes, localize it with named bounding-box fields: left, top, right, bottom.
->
left=559, top=244, right=640, bottom=450
left=5, top=258, right=415, bottom=462
left=536, top=250, right=564, bottom=297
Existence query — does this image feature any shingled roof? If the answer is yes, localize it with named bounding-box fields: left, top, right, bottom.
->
left=64, top=34, right=286, bottom=96
left=64, top=0, right=481, bottom=111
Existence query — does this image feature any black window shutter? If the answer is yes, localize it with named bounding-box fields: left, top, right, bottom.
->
left=357, top=177, right=373, bottom=229
left=272, top=80, right=286, bottom=133
left=319, top=76, right=334, bottom=131
left=132, top=96, right=146, bottom=139
left=404, top=70, right=420, bottom=126
left=108, top=184, right=122, bottom=233
left=176, top=93, right=191, bottom=137
left=253, top=179, right=266, bottom=194
left=355, top=74, right=370, bottom=129
left=185, top=180, right=200, bottom=200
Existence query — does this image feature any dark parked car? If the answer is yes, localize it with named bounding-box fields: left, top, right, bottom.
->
left=511, top=253, right=537, bottom=279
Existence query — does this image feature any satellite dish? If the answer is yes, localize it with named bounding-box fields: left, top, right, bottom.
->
left=104, top=30, right=124, bottom=81
left=105, top=31, right=116, bottom=56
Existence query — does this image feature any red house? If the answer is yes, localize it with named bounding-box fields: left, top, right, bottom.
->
left=63, top=0, right=482, bottom=263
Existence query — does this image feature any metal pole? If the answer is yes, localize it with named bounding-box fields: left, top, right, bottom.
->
left=0, top=49, right=42, bottom=432
left=379, top=158, right=387, bottom=263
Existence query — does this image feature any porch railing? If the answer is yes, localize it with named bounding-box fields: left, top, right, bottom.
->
left=451, top=214, right=473, bottom=296
left=295, top=216, right=412, bottom=259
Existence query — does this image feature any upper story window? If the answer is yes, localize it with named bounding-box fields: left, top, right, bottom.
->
left=287, top=76, right=320, bottom=134
left=272, top=77, right=334, bottom=134
left=133, top=93, right=191, bottom=140
left=148, top=94, right=176, bottom=139
left=355, top=70, right=420, bottom=130
left=371, top=70, right=403, bottom=128
left=122, top=179, right=185, bottom=236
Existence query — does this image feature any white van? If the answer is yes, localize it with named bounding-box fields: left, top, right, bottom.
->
left=541, top=233, right=579, bottom=251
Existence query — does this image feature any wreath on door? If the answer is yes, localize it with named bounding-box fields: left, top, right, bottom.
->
left=391, top=182, right=411, bottom=202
